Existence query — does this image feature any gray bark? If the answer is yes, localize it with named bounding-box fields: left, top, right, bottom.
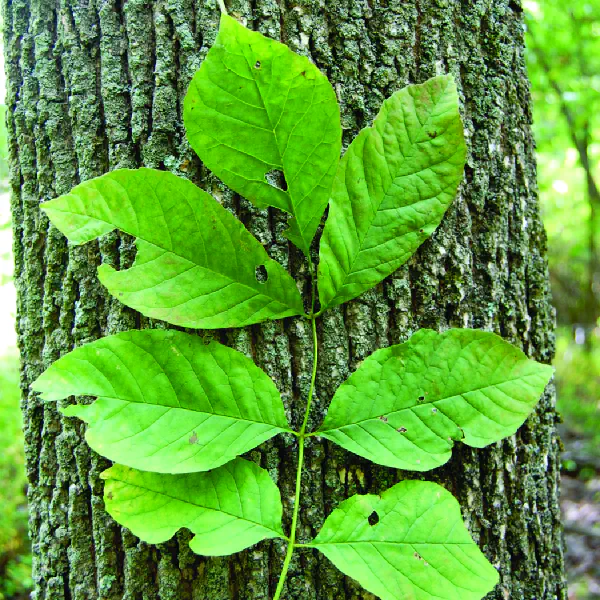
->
left=4, top=0, right=566, bottom=598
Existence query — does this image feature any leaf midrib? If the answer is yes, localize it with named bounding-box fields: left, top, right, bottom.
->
left=315, top=539, right=495, bottom=597
left=76, top=395, right=292, bottom=431
left=47, top=204, right=298, bottom=313
left=108, top=475, right=284, bottom=537
left=319, top=370, right=544, bottom=433
left=310, top=540, right=477, bottom=547
left=328, top=78, right=455, bottom=302
left=234, top=25, right=324, bottom=247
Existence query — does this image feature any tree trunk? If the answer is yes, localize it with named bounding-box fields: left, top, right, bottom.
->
left=4, top=0, right=566, bottom=598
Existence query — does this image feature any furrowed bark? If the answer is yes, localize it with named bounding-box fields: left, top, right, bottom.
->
left=4, top=0, right=566, bottom=598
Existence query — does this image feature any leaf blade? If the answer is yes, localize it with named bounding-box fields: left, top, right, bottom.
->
left=102, top=458, right=285, bottom=556
left=32, top=329, right=290, bottom=473
left=311, top=480, right=499, bottom=600
left=318, top=75, right=467, bottom=309
left=41, top=168, right=305, bottom=328
left=184, top=15, right=342, bottom=254
left=318, top=329, right=553, bottom=471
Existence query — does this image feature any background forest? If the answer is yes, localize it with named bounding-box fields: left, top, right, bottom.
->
left=525, top=1, right=600, bottom=596
left=0, top=0, right=598, bottom=598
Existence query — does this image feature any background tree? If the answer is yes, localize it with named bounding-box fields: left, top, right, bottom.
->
left=3, top=0, right=565, bottom=599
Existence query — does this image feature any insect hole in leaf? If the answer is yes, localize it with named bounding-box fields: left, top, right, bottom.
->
left=368, top=511, right=379, bottom=526
left=255, top=265, right=268, bottom=283
left=265, top=169, right=288, bottom=191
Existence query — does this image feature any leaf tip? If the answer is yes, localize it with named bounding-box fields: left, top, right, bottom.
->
left=59, top=404, right=79, bottom=418
left=539, top=361, right=555, bottom=381
left=99, top=467, right=114, bottom=481
left=97, top=263, right=117, bottom=280
left=29, top=372, right=57, bottom=402
left=39, top=195, right=63, bottom=216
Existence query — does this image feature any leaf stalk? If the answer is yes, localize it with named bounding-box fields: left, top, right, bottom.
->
left=274, top=267, right=318, bottom=599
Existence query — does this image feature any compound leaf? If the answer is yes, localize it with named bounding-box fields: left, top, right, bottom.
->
left=31, top=329, right=290, bottom=473
left=41, top=168, right=304, bottom=329
left=102, top=458, right=285, bottom=556
left=184, top=14, right=342, bottom=255
left=317, top=329, right=553, bottom=471
left=318, top=75, right=466, bottom=310
left=310, top=480, right=499, bottom=600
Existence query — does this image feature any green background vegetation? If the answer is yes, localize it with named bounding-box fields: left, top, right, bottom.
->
left=526, top=0, right=600, bottom=470
left=0, top=100, right=32, bottom=598
left=0, top=0, right=598, bottom=597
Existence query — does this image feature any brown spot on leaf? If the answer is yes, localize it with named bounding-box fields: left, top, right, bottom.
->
left=189, top=431, right=198, bottom=444
left=397, top=426, right=408, bottom=433
left=379, top=415, right=388, bottom=422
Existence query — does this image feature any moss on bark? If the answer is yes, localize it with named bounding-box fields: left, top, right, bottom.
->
left=4, top=0, right=566, bottom=597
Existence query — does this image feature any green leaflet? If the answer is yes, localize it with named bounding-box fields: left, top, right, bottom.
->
left=310, top=480, right=499, bottom=600
left=317, top=329, right=553, bottom=471
left=318, top=75, right=467, bottom=309
left=183, top=15, right=342, bottom=255
left=41, top=168, right=304, bottom=328
left=102, top=458, right=285, bottom=555
left=31, top=329, right=290, bottom=473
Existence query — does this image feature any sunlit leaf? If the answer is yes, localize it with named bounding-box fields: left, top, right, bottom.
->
left=311, top=480, right=499, bottom=600
left=317, top=329, right=553, bottom=471
left=41, top=168, right=304, bottom=328
left=184, top=15, right=342, bottom=255
left=102, top=458, right=285, bottom=556
left=318, top=75, right=466, bottom=309
left=32, top=329, right=290, bottom=473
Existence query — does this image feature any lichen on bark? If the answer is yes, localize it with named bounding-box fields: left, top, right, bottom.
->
left=4, top=0, right=566, bottom=598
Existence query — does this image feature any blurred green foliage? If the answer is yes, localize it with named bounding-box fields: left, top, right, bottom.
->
left=526, top=0, right=600, bottom=327
left=527, top=5, right=600, bottom=598
left=0, top=357, right=31, bottom=600
left=526, top=0, right=600, bottom=445
left=0, top=106, right=7, bottom=184
left=554, top=327, right=600, bottom=449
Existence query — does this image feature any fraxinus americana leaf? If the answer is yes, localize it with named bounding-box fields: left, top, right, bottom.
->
left=184, top=15, right=342, bottom=255
left=31, top=17, right=532, bottom=595
left=317, top=329, right=553, bottom=471
left=102, top=458, right=285, bottom=556
left=31, top=330, right=291, bottom=473
left=310, top=480, right=499, bottom=600
left=318, top=75, right=467, bottom=310
left=41, top=168, right=304, bottom=328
